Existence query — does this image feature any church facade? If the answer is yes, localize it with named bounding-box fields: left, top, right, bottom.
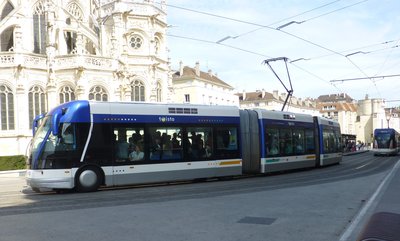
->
left=0, top=0, right=170, bottom=156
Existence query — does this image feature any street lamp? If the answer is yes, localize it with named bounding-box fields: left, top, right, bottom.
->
left=386, top=109, right=392, bottom=128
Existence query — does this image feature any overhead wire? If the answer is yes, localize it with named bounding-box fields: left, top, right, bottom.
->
left=166, top=1, right=373, bottom=94
left=373, top=38, right=400, bottom=77
left=226, top=0, right=344, bottom=39
left=299, top=0, right=369, bottom=24
left=4, top=1, right=383, bottom=98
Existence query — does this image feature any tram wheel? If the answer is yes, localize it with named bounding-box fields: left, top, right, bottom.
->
left=75, top=166, right=102, bottom=192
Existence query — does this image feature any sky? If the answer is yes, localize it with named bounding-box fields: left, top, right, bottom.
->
left=165, top=0, right=400, bottom=106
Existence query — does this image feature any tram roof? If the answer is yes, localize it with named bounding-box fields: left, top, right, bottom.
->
left=252, top=108, right=314, bottom=123
left=88, top=101, right=240, bottom=117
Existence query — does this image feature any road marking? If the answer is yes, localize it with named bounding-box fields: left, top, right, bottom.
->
left=339, top=158, right=400, bottom=241
left=355, top=161, right=372, bottom=170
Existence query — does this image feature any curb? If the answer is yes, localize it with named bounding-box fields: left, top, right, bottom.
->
left=343, top=150, right=369, bottom=156
left=0, top=170, right=26, bottom=178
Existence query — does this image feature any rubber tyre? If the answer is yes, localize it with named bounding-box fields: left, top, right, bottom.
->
left=75, top=166, right=101, bottom=192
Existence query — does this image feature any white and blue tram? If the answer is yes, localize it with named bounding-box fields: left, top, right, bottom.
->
left=314, top=116, right=342, bottom=166
left=372, top=128, right=400, bottom=156
left=26, top=100, right=342, bottom=192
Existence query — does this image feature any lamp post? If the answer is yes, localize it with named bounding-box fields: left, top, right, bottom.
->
left=386, top=109, right=392, bottom=128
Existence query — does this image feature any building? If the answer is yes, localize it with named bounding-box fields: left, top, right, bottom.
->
left=355, top=96, right=400, bottom=145
left=172, top=61, right=238, bottom=106
left=0, top=0, right=170, bottom=156
left=317, top=93, right=358, bottom=137
left=237, top=89, right=319, bottom=115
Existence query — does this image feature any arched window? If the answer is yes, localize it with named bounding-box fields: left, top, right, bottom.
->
left=28, top=85, right=46, bottom=129
left=64, top=3, right=83, bottom=54
left=156, top=81, right=162, bottom=102
left=131, top=80, right=145, bottom=101
left=59, top=86, right=75, bottom=104
left=33, top=1, right=46, bottom=54
left=154, top=38, right=160, bottom=55
left=67, top=2, right=83, bottom=21
left=89, top=86, right=108, bottom=101
left=0, top=27, right=13, bottom=51
left=1, top=1, right=14, bottom=21
left=0, top=84, right=14, bottom=130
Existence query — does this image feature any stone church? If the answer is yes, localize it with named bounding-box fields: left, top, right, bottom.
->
left=0, top=0, right=170, bottom=155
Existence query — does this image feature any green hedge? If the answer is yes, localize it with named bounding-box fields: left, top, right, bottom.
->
left=0, top=155, right=26, bottom=171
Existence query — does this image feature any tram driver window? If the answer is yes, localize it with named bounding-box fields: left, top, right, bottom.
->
left=56, top=123, right=76, bottom=151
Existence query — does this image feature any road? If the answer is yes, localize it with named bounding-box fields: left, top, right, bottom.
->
left=0, top=152, right=398, bottom=241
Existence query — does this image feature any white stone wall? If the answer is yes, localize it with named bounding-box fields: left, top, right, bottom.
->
left=0, top=0, right=170, bottom=156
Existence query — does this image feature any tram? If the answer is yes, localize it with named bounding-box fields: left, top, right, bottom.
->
left=372, top=128, right=400, bottom=156
left=26, top=100, right=342, bottom=192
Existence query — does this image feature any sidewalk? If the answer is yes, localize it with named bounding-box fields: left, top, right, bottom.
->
left=0, top=169, right=26, bottom=178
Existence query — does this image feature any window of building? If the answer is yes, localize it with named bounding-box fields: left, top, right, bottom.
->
left=89, top=86, right=108, bottom=101
left=59, top=86, right=75, bottom=104
left=131, top=80, right=145, bottom=101
left=129, top=34, right=143, bottom=50
left=156, top=81, right=162, bottom=102
left=0, top=1, right=13, bottom=21
left=28, top=85, right=46, bottom=129
left=0, top=27, right=13, bottom=51
left=67, top=2, right=83, bottom=21
left=0, top=2, right=14, bottom=51
left=0, top=84, right=14, bottom=130
left=33, top=1, right=46, bottom=54
left=184, top=94, right=190, bottom=103
left=64, top=31, right=77, bottom=54
left=154, top=37, right=160, bottom=55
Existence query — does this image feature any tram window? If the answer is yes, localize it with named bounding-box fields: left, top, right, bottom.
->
left=113, top=128, right=130, bottom=161
left=266, top=128, right=279, bottom=156
left=280, top=129, right=293, bottom=155
left=305, top=129, right=315, bottom=154
left=186, top=127, right=213, bottom=160
left=86, top=124, right=113, bottom=166
left=127, top=128, right=144, bottom=162
left=323, top=130, right=337, bottom=153
left=334, top=130, right=342, bottom=152
left=292, top=129, right=305, bottom=155
left=59, top=123, right=75, bottom=149
left=215, top=127, right=239, bottom=159
left=149, top=127, right=182, bottom=161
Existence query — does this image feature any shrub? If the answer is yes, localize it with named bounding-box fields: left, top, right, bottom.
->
left=0, top=155, right=26, bottom=171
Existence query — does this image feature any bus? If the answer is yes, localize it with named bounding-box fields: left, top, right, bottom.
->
left=372, top=128, right=400, bottom=156
left=26, top=101, right=342, bottom=192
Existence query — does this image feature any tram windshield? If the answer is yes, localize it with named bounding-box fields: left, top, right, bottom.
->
left=30, top=115, right=79, bottom=169
left=375, top=133, right=392, bottom=148
left=30, top=116, right=52, bottom=164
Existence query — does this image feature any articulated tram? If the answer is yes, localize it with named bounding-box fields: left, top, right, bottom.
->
left=26, top=100, right=342, bottom=192
left=372, top=128, right=400, bottom=156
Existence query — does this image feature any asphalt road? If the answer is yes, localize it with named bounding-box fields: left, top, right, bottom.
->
left=0, top=152, right=398, bottom=241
